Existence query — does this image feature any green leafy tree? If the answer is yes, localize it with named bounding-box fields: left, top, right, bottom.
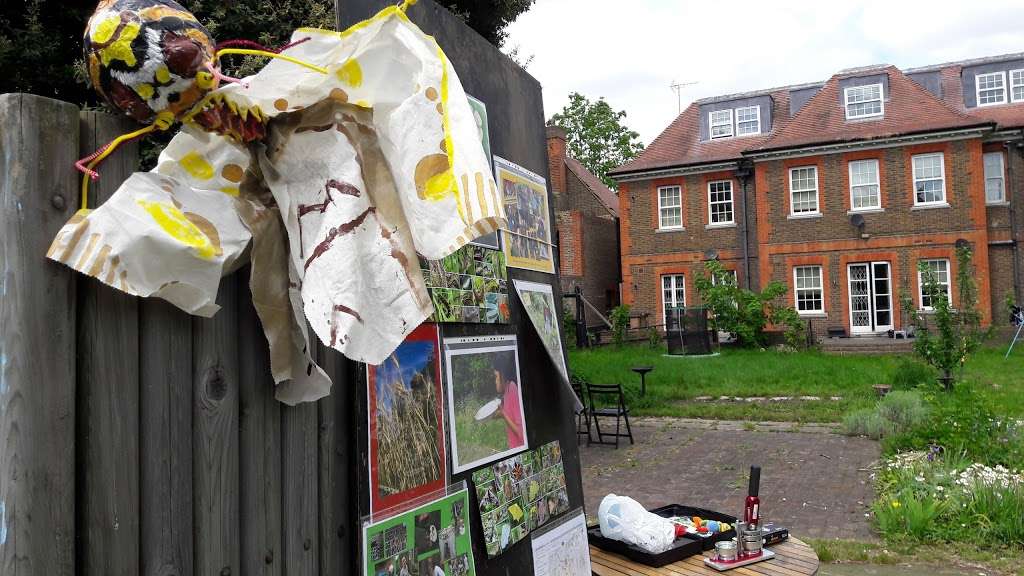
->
left=609, top=304, right=631, bottom=348
left=441, top=0, right=535, bottom=46
left=910, top=246, right=987, bottom=390
left=694, top=260, right=805, bottom=348
left=548, top=92, right=645, bottom=188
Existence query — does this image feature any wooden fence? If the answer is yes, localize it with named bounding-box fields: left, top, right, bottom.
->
left=1, top=93, right=356, bottom=576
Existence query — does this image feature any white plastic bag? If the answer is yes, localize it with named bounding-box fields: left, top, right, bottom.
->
left=598, top=494, right=676, bottom=554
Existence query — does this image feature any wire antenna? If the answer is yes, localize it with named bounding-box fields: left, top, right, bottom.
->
left=670, top=80, right=698, bottom=114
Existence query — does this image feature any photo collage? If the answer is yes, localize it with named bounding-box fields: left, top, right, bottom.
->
left=471, top=441, right=570, bottom=557
left=419, top=245, right=510, bottom=324
left=494, top=156, right=555, bottom=274
left=363, top=488, right=475, bottom=576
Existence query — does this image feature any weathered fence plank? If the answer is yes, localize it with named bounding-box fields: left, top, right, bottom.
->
left=0, top=93, right=79, bottom=576
left=282, top=398, right=320, bottom=575
left=140, top=298, right=195, bottom=576
left=77, top=110, right=142, bottom=576
left=238, top=270, right=283, bottom=576
left=193, top=277, right=241, bottom=576
left=317, top=345, right=353, bottom=574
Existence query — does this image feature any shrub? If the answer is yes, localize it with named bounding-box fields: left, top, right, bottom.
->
left=843, top=409, right=895, bottom=440
left=646, top=326, right=661, bottom=350
left=841, top=391, right=928, bottom=440
left=610, top=304, right=631, bottom=348
left=890, top=359, right=935, bottom=391
left=562, top=303, right=577, bottom=349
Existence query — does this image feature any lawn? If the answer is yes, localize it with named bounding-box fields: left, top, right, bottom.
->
left=567, top=343, right=1024, bottom=423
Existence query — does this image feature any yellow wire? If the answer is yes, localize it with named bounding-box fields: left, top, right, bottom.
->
left=215, top=48, right=328, bottom=75
left=80, top=123, right=157, bottom=211
left=398, top=0, right=418, bottom=11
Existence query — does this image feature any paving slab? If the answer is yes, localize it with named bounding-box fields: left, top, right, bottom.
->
left=580, top=418, right=879, bottom=541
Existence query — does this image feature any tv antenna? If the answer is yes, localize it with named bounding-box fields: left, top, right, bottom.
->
left=670, top=80, right=698, bottom=114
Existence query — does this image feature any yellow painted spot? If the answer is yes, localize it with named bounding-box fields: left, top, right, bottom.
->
left=336, top=59, right=363, bottom=87
left=415, top=154, right=455, bottom=202
left=179, top=152, right=214, bottom=180
left=220, top=187, right=240, bottom=197
left=274, top=98, right=289, bottom=111
left=136, top=199, right=221, bottom=260
left=355, top=99, right=371, bottom=108
left=135, top=83, right=154, bottom=100
left=425, top=87, right=438, bottom=101
left=95, top=19, right=141, bottom=67
left=155, top=65, right=171, bottom=84
left=221, top=164, right=244, bottom=183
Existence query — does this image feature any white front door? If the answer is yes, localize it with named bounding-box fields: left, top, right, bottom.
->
left=848, top=262, right=893, bottom=335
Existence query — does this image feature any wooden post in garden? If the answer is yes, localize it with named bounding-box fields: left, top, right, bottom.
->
left=0, top=93, right=80, bottom=576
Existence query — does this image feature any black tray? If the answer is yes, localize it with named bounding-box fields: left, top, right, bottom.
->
left=587, top=525, right=702, bottom=568
left=648, top=504, right=738, bottom=551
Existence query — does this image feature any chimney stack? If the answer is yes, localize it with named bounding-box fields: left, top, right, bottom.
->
left=546, top=125, right=567, bottom=195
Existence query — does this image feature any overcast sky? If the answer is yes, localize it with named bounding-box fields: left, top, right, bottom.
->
left=504, top=0, right=1024, bottom=145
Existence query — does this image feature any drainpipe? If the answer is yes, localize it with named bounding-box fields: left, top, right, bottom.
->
left=1007, top=134, right=1024, bottom=304
left=735, top=159, right=755, bottom=290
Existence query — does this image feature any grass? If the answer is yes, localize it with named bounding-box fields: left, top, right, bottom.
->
left=568, top=343, right=1024, bottom=423
left=453, top=404, right=508, bottom=465
left=806, top=538, right=1024, bottom=575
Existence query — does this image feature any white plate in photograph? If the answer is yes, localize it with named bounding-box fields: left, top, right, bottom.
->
left=475, top=398, right=502, bottom=421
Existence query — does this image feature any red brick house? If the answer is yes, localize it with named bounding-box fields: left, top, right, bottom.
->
left=609, top=53, right=1024, bottom=336
left=547, top=126, right=621, bottom=322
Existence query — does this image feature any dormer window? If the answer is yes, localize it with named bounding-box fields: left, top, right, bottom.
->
left=976, top=71, right=1007, bottom=106
left=844, top=84, right=883, bottom=119
left=1011, top=69, right=1024, bottom=102
left=709, top=109, right=734, bottom=139
left=736, top=106, right=761, bottom=135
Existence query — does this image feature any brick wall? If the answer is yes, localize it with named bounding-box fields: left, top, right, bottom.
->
left=560, top=213, right=620, bottom=323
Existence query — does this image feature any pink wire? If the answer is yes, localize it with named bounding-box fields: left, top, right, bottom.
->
left=216, top=36, right=311, bottom=54
left=75, top=143, right=111, bottom=180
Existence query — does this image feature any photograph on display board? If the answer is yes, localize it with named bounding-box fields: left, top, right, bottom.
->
left=512, top=280, right=569, bottom=384
left=530, top=511, right=592, bottom=576
left=418, top=244, right=510, bottom=324
left=368, top=324, right=447, bottom=515
left=363, top=487, right=475, bottom=576
left=466, top=94, right=499, bottom=250
left=444, top=335, right=528, bottom=473
left=471, top=441, right=570, bottom=558
left=494, top=156, right=555, bottom=273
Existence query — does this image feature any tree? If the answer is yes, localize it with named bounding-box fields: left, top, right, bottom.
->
left=441, top=0, right=535, bottom=46
left=910, top=246, right=987, bottom=390
left=548, top=92, right=645, bottom=189
left=694, top=260, right=805, bottom=348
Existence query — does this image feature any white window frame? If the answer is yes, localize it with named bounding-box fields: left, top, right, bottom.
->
left=793, top=265, right=824, bottom=315
left=844, top=83, right=884, bottom=119
left=1011, top=69, right=1024, bottom=103
left=661, top=274, right=685, bottom=326
left=911, top=153, right=946, bottom=207
left=709, top=109, right=734, bottom=139
left=657, top=185, right=683, bottom=230
left=976, top=71, right=1007, bottom=106
left=707, top=180, right=735, bottom=225
left=918, top=259, right=950, bottom=311
left=789, top=166, right=820, bottom=216
left=735, top=106, right=761, bottom=135
left=848, top=159, right=881, bottom=211
left=984, top=151, right=1006, bottom=205
left=711, top=268, right=737, bottom=286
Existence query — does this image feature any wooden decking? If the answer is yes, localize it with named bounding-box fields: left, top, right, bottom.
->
left=590, top=537, right=820, bottom=575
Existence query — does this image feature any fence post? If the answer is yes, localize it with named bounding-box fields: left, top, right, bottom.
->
left=0, top=93, right=80, bottom=576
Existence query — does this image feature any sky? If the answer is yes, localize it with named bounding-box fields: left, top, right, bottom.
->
left=504, top=0, right=1024, bottom=145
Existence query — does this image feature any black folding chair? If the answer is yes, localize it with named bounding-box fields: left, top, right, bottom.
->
left=587, top=384, right=633, bottom=448
left=571, top=381, right=591, bottom=445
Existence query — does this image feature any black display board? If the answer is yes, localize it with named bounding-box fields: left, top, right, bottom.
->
left=339, top=1, right=584, bottom=574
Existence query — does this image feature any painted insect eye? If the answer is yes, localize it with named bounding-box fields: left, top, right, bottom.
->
left=162, top=32, right=204, bottom=76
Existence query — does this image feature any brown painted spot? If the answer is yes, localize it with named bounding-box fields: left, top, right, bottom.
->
left=425, top=87, right=438, bottom=101
left=329, top=88, right=349, bottom=103
left=221, top=163, right=244, bottom=183
left=184, top=212, right=224, bottom=257
left=274, top=98, right=289, bottom=111
left=413, top=154, right=450, bottom=200
left=440, top=139, right=447, bottom=153
left=436, top=103, right=443, bottom=114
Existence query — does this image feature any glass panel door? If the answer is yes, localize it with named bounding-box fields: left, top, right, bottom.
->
left=848, top=261, right=893, bottom=334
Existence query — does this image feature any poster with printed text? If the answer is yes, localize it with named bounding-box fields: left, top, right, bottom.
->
left=530, top=511, right=591, bottom=576
left=419, top=244, right=510, bottom=324
left=512, top=280, right=569, bottom=384
left=368, top=324, right=447, bottom=516
left=444, top=335, right=528, bottom=474
left=471, top=441, right=570, bottom=558
left=494, top=156, right=554, bottom=273
left=363, top=487, right=475, bottom=576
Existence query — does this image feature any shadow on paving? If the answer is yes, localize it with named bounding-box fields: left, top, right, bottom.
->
left=579, top=418, right=880, bottom=541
